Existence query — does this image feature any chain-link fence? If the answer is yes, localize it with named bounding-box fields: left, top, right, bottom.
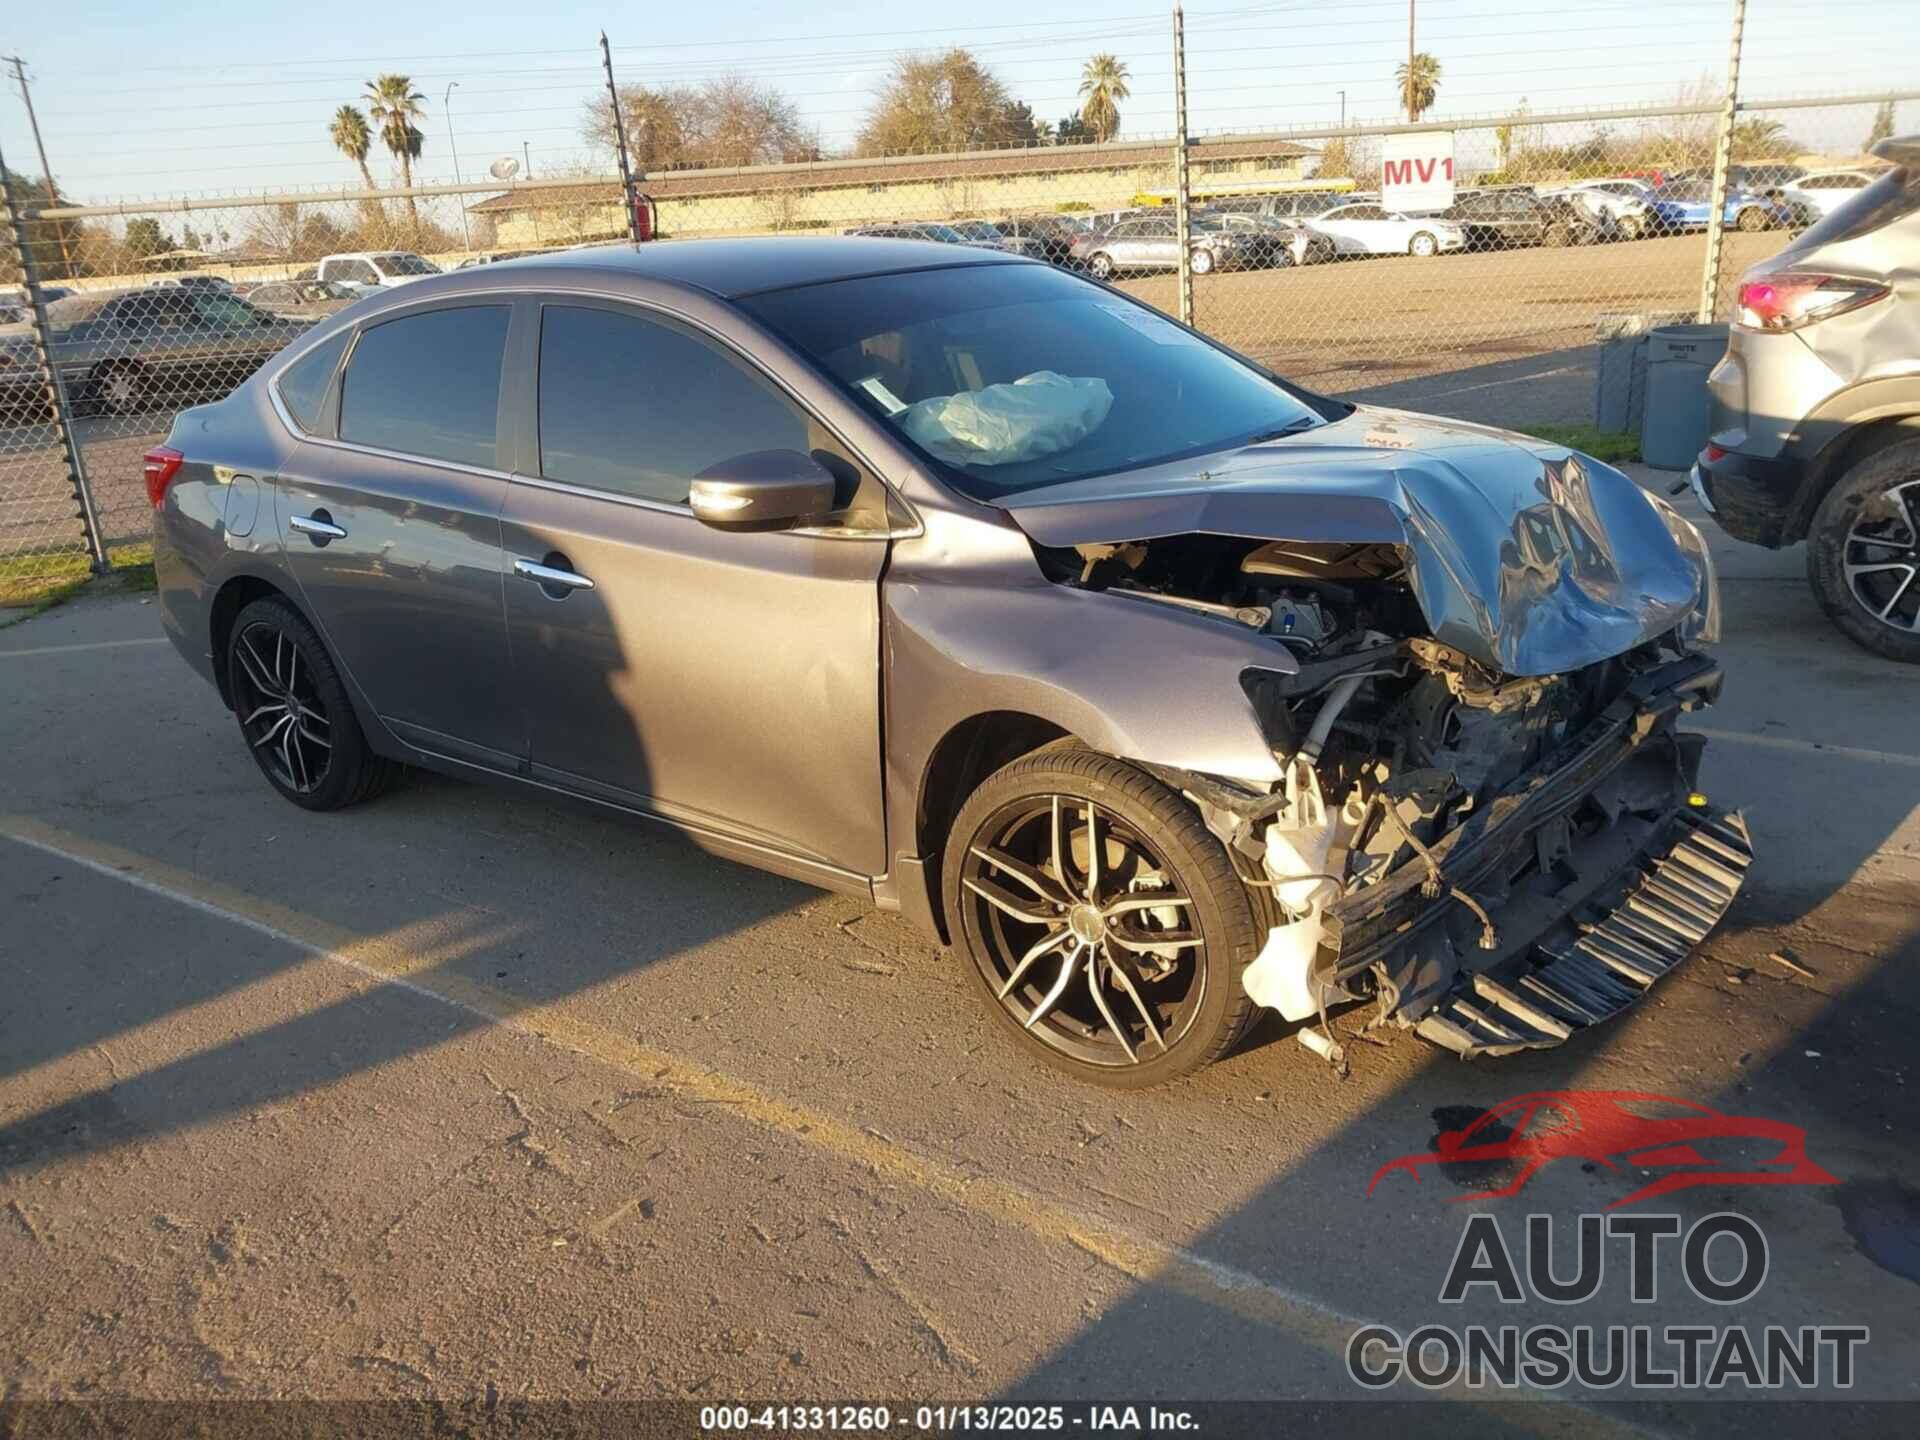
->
left=2, top=10, right=1913, bottom=600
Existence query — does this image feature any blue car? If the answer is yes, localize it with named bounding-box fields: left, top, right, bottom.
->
left=1647, top=180, right=1791, bottom=234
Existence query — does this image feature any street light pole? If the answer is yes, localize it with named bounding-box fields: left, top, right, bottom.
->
left=1338, top=90, right=1346, bottom=129
left=443, top=80, right=471, bottom=251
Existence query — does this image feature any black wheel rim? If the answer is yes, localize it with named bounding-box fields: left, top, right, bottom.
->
left=1843, top=477, right=1920, bottom=635
left=960, top=795, right=1207, bottom=1069
left=232, top=620, right=333, bottom=794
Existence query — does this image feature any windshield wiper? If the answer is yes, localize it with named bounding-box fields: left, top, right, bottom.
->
left=1239, top=417, right=1322, bottom=445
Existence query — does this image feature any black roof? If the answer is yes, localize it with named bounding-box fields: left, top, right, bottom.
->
left=500, top=235, right=1018, bottom=298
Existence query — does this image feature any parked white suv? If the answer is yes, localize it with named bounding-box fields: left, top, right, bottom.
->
left=1778, top=169, right=1882, bottom=225
left=315, top=252, right=441, bottom=295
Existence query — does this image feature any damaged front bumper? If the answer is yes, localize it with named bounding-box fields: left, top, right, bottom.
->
left=1273, top=652, right=1751, bottom=1057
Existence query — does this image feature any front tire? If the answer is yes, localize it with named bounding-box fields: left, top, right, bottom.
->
left=227, top=597, right=402, bottom=809
left=1736, top=205, right=1768, bottom=233
left=1088, top=252, right=1115, bottom=279
left=943, top=747, right=1265, bottom=1088
left=95, top=363, right=147, bottom=416
left=1805, top=439, right=1920, bottom=664
left=1189, top=246, right=1215, bottom=275
left=1409, top=231, right=1439, bottom=258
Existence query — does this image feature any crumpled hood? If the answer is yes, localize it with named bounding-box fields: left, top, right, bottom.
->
left=997, top=405, right=1717, bottom=676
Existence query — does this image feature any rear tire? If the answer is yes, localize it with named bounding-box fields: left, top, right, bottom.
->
left=1189, top=247, right=1215, bottom=275
left=1736, top=205, right=1768, bottom=233
left=1805, top=439, right=1920, bottom=664
left=943, top=746, right=1265, bottom=1089
left=1088, top=252, right=1115, bottom=279
left=95, top=363, right=146, bottom=416
left=227, top=597, right=403, bottom=809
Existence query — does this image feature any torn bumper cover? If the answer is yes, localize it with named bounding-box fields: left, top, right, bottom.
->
left=1306, top=652, right=1749, bottom=1057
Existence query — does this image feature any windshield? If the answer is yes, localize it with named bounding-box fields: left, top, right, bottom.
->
left=374, top=254, right=439, bottom=276
left=1664, top=182, right=1711, bottom=201
left=739, top=262, right=1325, bottom=499
left=187, top=292, right=275, bottom=328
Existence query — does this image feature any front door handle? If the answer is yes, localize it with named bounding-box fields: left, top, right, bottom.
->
left=514, top=556, right=595, bottom=593
left=289, top=511, right=347, bottom=543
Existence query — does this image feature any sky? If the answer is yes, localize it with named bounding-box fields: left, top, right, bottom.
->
left=1, top=0, right=1910, bottom=204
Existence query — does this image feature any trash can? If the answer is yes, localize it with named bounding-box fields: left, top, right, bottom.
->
left=1640, top=323, right=1729, bottom=471
left=1593, top=310, right=1692, bottom=435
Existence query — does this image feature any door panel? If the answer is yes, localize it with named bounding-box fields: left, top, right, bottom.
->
left=499, top=487, right=886, bottom=874
left=277, top=444, right=519, bottom=762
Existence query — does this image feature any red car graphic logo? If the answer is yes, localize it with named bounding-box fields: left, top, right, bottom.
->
left=1367, top=1090, right=1838, bottom=1209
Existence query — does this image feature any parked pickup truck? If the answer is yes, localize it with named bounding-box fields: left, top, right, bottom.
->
left=315, top=251, right=441, bottom=294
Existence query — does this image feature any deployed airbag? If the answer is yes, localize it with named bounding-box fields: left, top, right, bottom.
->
left=901, top=371, right=1113, bottom=467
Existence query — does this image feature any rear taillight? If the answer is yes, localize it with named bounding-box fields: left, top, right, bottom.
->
left=1736, top=272, right=1889, bottom=332
left=1703, top=444, right=1727, bottom=463
left=143, top=447, right=184, bottom=507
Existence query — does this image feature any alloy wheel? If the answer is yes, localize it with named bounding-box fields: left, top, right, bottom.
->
left=231, top=619, right=333, bottom=794
left=1190, top=247, right=1214, bottom=275
left=959, top=795, right=1207, bottom=1068
left=1843, top=477, right=1920, bottom=634
left=1411, top=232, right=1437, bottom=257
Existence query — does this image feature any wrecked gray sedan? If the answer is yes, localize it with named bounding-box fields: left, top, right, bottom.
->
left=150, top=238, right=1744, bottom=1088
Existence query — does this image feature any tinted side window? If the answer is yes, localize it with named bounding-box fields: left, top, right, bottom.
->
left=275, top=328, right=352, bottom=433
left=537, top=305, right=808, bottom=505
left=339, top=306, right=509, bottom=469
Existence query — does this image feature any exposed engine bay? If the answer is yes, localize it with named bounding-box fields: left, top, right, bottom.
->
left=1033, top=530, right=1750, bottom=1063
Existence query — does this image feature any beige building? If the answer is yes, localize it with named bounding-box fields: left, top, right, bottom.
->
left=467, top=134, right=1317, bottom=246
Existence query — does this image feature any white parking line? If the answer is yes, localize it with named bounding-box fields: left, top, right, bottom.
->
left=1686, top=726, right=1920, bottom=770
left=0, top=637, right=170, bottom=659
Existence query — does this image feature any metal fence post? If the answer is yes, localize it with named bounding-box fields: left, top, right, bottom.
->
left=1172, top=3, right=1193, bottom=326
left=1697, top=0, right=1748, bottom=322
left=600, top=32, right=642, bottom=245
left=0, top=156, right=106, bottom=574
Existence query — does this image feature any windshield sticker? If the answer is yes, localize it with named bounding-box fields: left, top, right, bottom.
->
left=855, top=375, right=908, bottom=415
left=1095, top=302, right=1201, bottom=347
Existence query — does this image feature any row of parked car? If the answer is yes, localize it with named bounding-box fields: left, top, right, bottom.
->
left=844, top=161, right=1885, bottom=282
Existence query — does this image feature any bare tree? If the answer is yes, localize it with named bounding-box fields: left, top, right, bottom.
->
left=583, top=75, right=812, bottom=171
left=856, top=49, right=1032, bottom=156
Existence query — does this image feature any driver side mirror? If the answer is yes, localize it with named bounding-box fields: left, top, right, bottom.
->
left=689, top=448, right=838, bottom=531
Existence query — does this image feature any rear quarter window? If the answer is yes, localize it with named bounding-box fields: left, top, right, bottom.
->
left=274, top=328, right=352, bottom=433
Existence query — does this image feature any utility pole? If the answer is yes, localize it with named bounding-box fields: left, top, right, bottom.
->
left=1697, top=0, right=1747, bottom=321
left=1338, top=90, right=1347, bottom=129
left=523, top=141, right=533, bottom=179
left=600, top=33, right=642, bottom=244
left=4, top=56, right=71, bottom=274
left=444, top=80, right=472, bottom=251
left=1172, top=3, right=1193, bottom=327
left=1406, top=0, right=1417, bottom=123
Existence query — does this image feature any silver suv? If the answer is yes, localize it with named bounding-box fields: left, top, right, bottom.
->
left=1692, top=136, right=1920, bottom=661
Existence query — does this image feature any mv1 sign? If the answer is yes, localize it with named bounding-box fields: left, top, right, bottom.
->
left=1383, top=132, right=1457, bottom=213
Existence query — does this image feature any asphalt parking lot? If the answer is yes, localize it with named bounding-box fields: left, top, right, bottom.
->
left=3, top=471, right=1918, bottom=1432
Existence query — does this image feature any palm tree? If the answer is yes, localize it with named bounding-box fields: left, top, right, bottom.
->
left=1730, top=117, right=1788, bottom=158
left=364, top=74, right=427, bottom=226
left=329, top=105, right=377, bottom=191
left=1079, top=54, right=1130, bottom=143
left=1395, top=52, right=1441, bottom=123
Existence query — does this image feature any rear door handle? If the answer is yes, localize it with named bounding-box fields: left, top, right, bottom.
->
left=513, top=557, right=595, bottom=592
left=289, top=512, right=347, bottom=542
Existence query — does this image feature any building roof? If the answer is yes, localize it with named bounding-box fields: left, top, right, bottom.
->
left=468, top=134, right=1317, bottom=214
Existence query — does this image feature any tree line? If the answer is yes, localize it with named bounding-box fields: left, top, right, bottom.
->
left=583, top=49, right=1133, bottom=172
